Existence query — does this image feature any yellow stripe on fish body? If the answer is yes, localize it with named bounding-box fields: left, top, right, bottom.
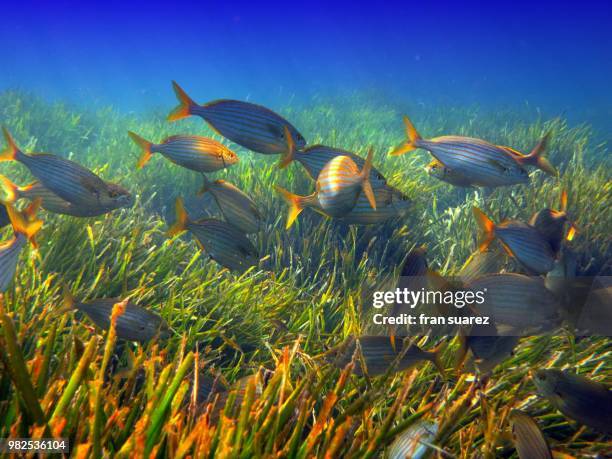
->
left=316, top=155, right=368, bottom=217
left=509, top=410, right=552, bottom=459
left=201, top=177, right=262, bottom=233
left=1, top=128, right=133, bottom=210
left=168, top=82, right=306, bottom=155
left=467, top=274, right=560, bottom=332
left=187, top=218, right=259, bottom=272
left=295, top=145, right=387, bottom=188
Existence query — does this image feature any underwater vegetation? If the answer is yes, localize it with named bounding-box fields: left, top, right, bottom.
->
left=0, top=88, right=610, bottom=457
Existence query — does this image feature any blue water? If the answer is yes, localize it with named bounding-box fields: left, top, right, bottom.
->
left=2, top=0, right=611, bottom=136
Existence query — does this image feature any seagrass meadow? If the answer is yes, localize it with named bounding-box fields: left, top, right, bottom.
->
left=0, top=89, right=610, bottom=458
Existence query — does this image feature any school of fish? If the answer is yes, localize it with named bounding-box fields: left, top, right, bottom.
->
left=0, top=80, right=609, bottom=458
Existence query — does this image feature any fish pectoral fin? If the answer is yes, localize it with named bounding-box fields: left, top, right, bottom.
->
left=80, top=176, right=104, bottom=198
left=266, top=123, right=283, bottom=138
left=486, top=158, right=509, bottom=173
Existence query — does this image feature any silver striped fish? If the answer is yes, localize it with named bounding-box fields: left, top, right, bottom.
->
left=167, top=198, right=259, bottom=272
left=533, top=369, right=612, bottom=434
left=128, top=131, right=238, bottom=171
left=275, top=185, right=407, bottom=228
left=390, top=115, right=557, bottom=187
left=0, top=202, right=42, bottom=292
left=387, top=421, right=439, bottom=459
left=467, top=274, right=560, bottom=333
left=508, top=410, right=552, bottom=459
left=316, top=148, right=376, bottom=217
left=529, top=189, right=577, bottom=254
left=167, top=81, right=306, bottom=155
left=0, top=175, right=122, bottom=217
left=200, top=175, right=262, bottom=233
left=1, top=128, right=133, bottom=210
left=327, top=336, right=444, bottom=376
left=63, top=288, right=169, bottom=343
left=473, top=207, right=555, bottom=275
left=281, top=143, right=387, bottom=188
left=426, top=158, right=476, bottom=187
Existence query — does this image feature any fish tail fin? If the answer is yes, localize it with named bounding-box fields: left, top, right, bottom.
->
left=128, top=131, right=154, bottom=169
left=389, top=115, right=422, bottom=156
left=0, top=127, right=21, bottom=162
left=278, top=126, right=296, bottom=169
left=520, top=132, right=557, bottom=176
left=274, top=185, right=304, bottom=229
left=167, top=197, right=190, bottom=236
left=472, top=207, right=495, bottom=252
left=167, top=81, right=196, bottom=121
left=360, top=147, right=377, bottom=210
left=0, top=174, right=20, bottom=203
left=429, top=341, right=446, bottom=377
left=6, top=199, right=43, bottom=248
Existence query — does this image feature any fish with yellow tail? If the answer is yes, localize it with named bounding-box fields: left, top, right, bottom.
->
left=529, top=189, right=578, bottom=253
left=0, top=174, right=124, bottom=217
left=1, top=128, right=133, bottom=211
left=274, top=186, right=319, bottom=229
left=390, top=115, right=556, bottom=187
left=128, top=131, right=238, bottom=172
left=62, top=286, right=169, bottom=343
left=167, top=81, right=306, bottom=155
left=0, top=200, right=43, bottom=292
left=533, top=369, right=612, bottom=434
left=199, top=175, right=262, bottom=234
left=473, top=207, right=555, bottom=275
left=508, top=410, right=552, bottom=459
left=168, top=197, right=259, bottom=273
